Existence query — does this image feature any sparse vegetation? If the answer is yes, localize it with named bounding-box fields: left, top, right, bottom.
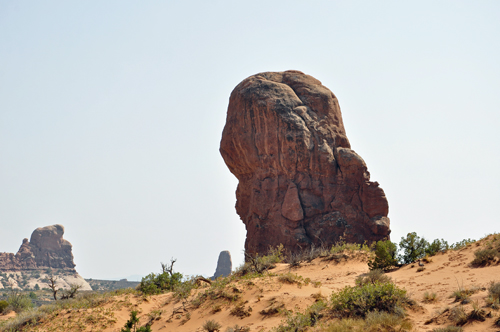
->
left=225, top=325, right=250, bottom=332
left=486, top=281, right=500, bottom=308
left=451, top=284, right=480, bottom=303
left=423, top=291, right=438, bottom=303
left=317, top=311, right=412, bottom=332
left=449, top=305, right=467, bottom=325
left=432, top=327, right=463, bottom=332
left=0, top=288, right=134, bottom=331
left=230, top=302, right=252, bottom=318
left=121, top=310, right=152, bottom=332
left=236, top=245, right=284, bottom=276
left=202, top=319, right=222, bottom=332
left=6, top=289, right=33, bottom=313
left=355, top=269, right=391, bottom=286
left=467, top=300, right=486, bottom=322
left=330, top=281, right=409, bottom=318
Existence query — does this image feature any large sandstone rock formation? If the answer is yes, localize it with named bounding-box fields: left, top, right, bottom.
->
left=0, top=224, right=76, bottom=271
left=211, top=251, right=232, bottom=279
left=220, top=71, right=390, bottom=256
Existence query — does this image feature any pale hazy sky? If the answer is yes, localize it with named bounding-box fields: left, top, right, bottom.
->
left=1, top=1, right=499, bottom=280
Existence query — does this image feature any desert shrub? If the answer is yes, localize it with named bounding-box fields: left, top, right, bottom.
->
left=426, top=238, right=449, bottom=256
left=237, top=245, right=284, bottom=276
left=278, top=273, right=299, bottom=284
left=7, top=291, right=33, bottom=313
left=174, top=278, right=197, bottom=308
left=274, top=311, right=311, bottom=332
left=305, top=300, right=326, bottom=326
left=363, top=311, right=413, bottom=331
left=322, top=318, right=362, bottom=332
left=486, top=281, right=500, bottom=308
left=192, top=277, right=239, bottom=308
left=230, top=302, right=252, bottom=318
left=225, top=325, right=250, bottom=332
left=322, top=311, right=412, bottom=332
left=139, top=271, right=182, bottom=295
left=355, top=269, right=391, bottom=286
left=121, top=310, right=151, bottom=332
left=449, top=306, right=467, bottom=325
left=330, top=282, right=408, bottom=318
left=0, top=300, right=8, bottom=313
left=330, top=241, right=370, bottom=254
left=466, top=300, right=486, bottom=322
left=432, top=327, right=463, bottom=332
left=259, top=302, right=284, bottom=316
left=422, top=292, right=438, bottom=303
left=451, top=284, right=480, bottom=303
left=399, top=232, right=429, bottom=264
left=368, top=240, right=398, bottom=271
left=202, top=319, right=222, bottom=332
left=274, top=301, right=326, bottom=332
left=471, top=248, right=497, bottom=266
left=450, top=238, right=475, bottom=250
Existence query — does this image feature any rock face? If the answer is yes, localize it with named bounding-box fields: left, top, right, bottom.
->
left=211, top=251, right=232, bottom=279
left=0, top=224, right=76, bottom=271
left=220, top=71, right=390, bottom=256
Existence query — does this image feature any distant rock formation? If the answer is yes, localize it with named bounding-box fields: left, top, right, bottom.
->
left=220, top=71, right=391, bottom=256
left=0, top=224, right=75, bottom=271
left=0, top=225, right=91, bottom=290
left=211, top=251, right=232, bottom=279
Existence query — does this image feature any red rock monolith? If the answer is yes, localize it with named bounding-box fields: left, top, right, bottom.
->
left=220, top=71, right=390, bottom=256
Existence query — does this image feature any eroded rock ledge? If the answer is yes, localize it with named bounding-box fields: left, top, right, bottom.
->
left=0, top=224, right=76, bottom=271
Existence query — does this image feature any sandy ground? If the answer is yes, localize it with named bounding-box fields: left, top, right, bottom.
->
left=2, top=236, right=500, bottom=332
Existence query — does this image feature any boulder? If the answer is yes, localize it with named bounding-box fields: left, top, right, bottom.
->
left=220, top=71, right=391, bottom=256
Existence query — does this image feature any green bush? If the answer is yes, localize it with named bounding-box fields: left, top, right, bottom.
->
left=368, top=240, right=398, bottom=271
left=330, top=282, right=408, bottom=318
left=0, top=300, right=8, bottom=313
left=450, top=238, right=475, bottom=250
left=121, top=310, right=151, bottom=332
left=139, top=271, right=183, bottom=295
left=7, top=291, right=33, bottom=313
left=399, top=232, right=428, bottom=264
left=425, top=238, right=449, bottom=256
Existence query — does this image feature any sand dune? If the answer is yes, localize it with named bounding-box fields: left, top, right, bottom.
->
left=2, top=235, right=500, bottom=332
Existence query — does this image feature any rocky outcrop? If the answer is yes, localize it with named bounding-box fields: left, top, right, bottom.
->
left=220, top=71, right=390, bottom=256
left=211, top=251, right=232, bottom=279
left=0, top=225, right=76, bottom=271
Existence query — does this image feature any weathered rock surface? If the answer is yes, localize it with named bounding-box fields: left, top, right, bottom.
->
left=0, top=224, right=75, bottom=271
left=211, top=251, right=232, bottom=279
left=0, top=225, right=90, bottom=290
left=220, top=71, right=390, bottom=256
